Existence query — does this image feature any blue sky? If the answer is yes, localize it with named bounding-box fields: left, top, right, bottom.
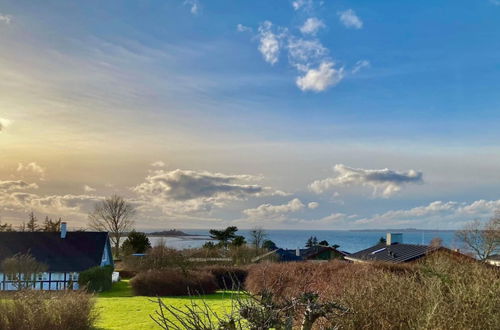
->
left=1, top=0, right=500, bottom=230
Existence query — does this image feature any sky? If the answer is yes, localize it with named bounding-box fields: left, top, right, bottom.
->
left=1, top=0, right=500, bottom=231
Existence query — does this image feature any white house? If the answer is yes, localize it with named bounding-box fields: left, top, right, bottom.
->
left=0, top=222, right=113, bottom=290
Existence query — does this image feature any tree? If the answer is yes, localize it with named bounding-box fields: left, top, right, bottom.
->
left=0, top=219, right=13, bottom=232
left=456, top=213, right=500, bottom=260
left=250, top=227, right=267, bottom=250
left=209, top=226, right=239, bottom=248
left=42, top=216, right=62, bottom=232
left=262, top=239, right=277, bottom=250
left=305, top=236, right=318, bottom=248
left=378, top=236, right=386, bottom=244
left=1, top=252, right=47, bottom=290
left=318, top=240, right=329, bottom=246
left=122, top=230, right=152, bottom=255
left=88, top=195, right=135, bottom=257
left=232, top=235, right=246, bottom=247
left=26, top=211, right=39, bottom=232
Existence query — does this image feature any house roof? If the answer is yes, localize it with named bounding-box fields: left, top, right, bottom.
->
left=0, top=232, right=109, bottom=272
left=486, top=254, right=500, bottom=261
left=346, top=242, right=438, bottom=263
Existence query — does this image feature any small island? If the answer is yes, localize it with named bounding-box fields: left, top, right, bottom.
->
left=147, top=229, right=203, bottom=237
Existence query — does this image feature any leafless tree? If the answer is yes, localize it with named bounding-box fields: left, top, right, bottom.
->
left=250, top=227, right=267, bottom=251
left=429, top=237, right=443, bottom=248
left=42, top=216, right=61, bottom=232
left=26, top=211, right=39, bottom=232
left=1, top=252, right=47, bottom=290
left=455, top=211, right=500, bottom=260
left=88, top=195, right=135, bottom=256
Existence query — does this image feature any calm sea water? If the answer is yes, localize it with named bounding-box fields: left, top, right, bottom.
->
left=148, top=229, right=459, bottom=253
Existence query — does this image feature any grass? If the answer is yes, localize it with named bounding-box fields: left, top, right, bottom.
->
left=95, top=280, right=235, bottom=330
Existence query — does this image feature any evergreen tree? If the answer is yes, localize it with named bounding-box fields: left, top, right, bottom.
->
left=26, top=212, right=39, bottom=232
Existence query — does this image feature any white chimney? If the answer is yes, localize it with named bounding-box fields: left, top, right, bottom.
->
left=296, top=247, right=300, bottom=257
left=61, top=222, right=67, bottom=239
left=386, top=232, right=402, bottom=245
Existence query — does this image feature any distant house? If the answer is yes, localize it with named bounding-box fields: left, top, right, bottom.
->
left=253, top=245, right=348, bottom=263
left=485, top=254, right=500, bottom=267
left=345, top=233, right=440, bottom=263
left=0, top=223, right=113, bottom=290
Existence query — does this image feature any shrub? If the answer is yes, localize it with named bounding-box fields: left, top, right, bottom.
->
left=0, top=290, right=97, bottom=330
left=201, top=265, right=248, bottom=290
left=78, top=265, right=114, bottom=292
left=245, top=256, right=500, bottom=330
left=123, top=245, right=192, bottom=272
left=131, top=269, right=217, bottom=296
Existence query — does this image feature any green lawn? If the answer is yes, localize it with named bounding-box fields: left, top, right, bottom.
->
left=95, top=281, right=235, bottom=330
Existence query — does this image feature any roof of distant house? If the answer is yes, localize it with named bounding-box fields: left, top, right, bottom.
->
left=486, top=254, right=500, bottom=261
left=346, top=242, right=439, bottom=263
left=0, top=232, right=110, bottom=272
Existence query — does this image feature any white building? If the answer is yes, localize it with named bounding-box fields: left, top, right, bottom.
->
left=0, top=223, right=113, bottom=290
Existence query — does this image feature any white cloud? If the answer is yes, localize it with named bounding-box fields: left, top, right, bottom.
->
left=352, top=60, right=370, bottom=74
left=309, top=164, right=423, bottom=197
left=300, top=18, right=325, bottom=35
left=296, top=61, right=344, bottom=92
left=0, top=14, right=12, bottom=25
left=243, top=198, right=305, bottom=218
left=16, top=162, right=46, bottom=180
left=287, top=37, right=328, bottom=70
left=151, top=160, right=166, bottom=167
left=133, top=168, right=285, bottom=214
left=308, top=201, right=319, bottom=209
left=184, top=0, right=200, bottom=15
left=83, top=184, right=96, bottom=193
left=292, top=0, right=313, bottom=11
left=0, top=118, right=11, bottom=131
left=237, top=24, right=252, bottom=33
left=490, top=0, right=500, bottom=5
left=258, top=21, right=282, bottom=65
left=338, top=9, right=363, bottom=29
left=0, top=180, right=38, bottom=192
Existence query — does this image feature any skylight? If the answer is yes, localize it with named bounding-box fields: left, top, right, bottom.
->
left=371, top=247, right=386, bottom=255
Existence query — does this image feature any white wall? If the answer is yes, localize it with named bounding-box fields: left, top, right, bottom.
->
left=0, top=272, right=80, bottom=291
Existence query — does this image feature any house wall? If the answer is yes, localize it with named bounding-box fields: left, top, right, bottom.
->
left=0, top=271, right=80, bottom=291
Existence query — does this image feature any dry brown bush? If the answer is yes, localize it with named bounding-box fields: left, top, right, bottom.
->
left=245, top=254, right=500, bottom=330
left=130, top=269, right=217, bottom=296
left=0, top=290, right=97, bottom=330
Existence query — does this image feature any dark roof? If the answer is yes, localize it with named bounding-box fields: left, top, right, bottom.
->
left=274, top=248, right=303, bottom=262
left=486, top=254, right=500, bottom=261
left=0, top=232, right=109, bottom=272
left=346, top=242, right=438, bottom=263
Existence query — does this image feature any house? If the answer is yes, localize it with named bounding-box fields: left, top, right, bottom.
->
left=253, top=245, right=348, bottom=263
left=345, top=232, right=441, bottom=263
left=0, top=222, right=113, bottom=290
left=485, top=254, right=500, bottom=267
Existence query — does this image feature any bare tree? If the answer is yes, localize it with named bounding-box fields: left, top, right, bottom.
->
left=88, top=195, right=135, bottom=256
left=250, top=227, right=267, bottom=251
left=26, top=211, right=39, bottom=232
left=42, top=216, right=62, bottom=232
left=1, top=252, right=47, bottom=290
left=456, top=212, right=500, bottom=260
left=429, top=237, right=443, bottom=248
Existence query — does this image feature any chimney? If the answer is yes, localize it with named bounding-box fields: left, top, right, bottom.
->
left=60, top=222, right=67, bottom=239
left=296, top=247, right=300, bottom=257
left=386, top=232, right=402, bottom=245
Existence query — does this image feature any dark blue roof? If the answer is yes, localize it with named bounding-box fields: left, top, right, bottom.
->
left=347, top=242, right=437, bottom=263
left=274, top=248, right=303, bottom=262
left=0, top=232, right=110, bottom=272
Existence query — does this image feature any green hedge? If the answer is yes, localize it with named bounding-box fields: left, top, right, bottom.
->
left=78, top=266, right=114, bottom=292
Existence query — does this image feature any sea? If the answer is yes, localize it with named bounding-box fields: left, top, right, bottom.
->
left=148, top=229, right=460, bottom=254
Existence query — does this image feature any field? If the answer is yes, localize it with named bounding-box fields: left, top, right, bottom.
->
left=95, top=281, right=234, bottom=330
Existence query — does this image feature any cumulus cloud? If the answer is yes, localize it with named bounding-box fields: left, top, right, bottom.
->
left=307, top=201, right=319, bottom=209
left=300, top=18, right=325, bottom=35
left=296, top=61, right=344, bottom=92
left=352, top=59, right=370, bottom=74
left=0, top=180, right=38, bottom=192
left=184, top=0, right=200, bottom=14
left=292, top=0, right=313, bottom=11
left=243, top=198, right=305, bottom=218
left=17, top=162, right=46, bottom=180
left=258, top=21, right=282, bottom=65
left=151, top=160, right=166, bottom=168
left=83, top=184, right=96, bottom=193
left=0, top=118, right=11, bottom=131
left=237, top=24, right=252, bottom=32
left=17, top=162, right=45, bottom=180
left=287, top=37, right=327, bottom=70
left=133, top=169, right=285, bottom=214
left=338, top=9, right=363, bottom=29
left=0, top=14, right=12, bottom=25
left=309, top=164, right=423, bottom=197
